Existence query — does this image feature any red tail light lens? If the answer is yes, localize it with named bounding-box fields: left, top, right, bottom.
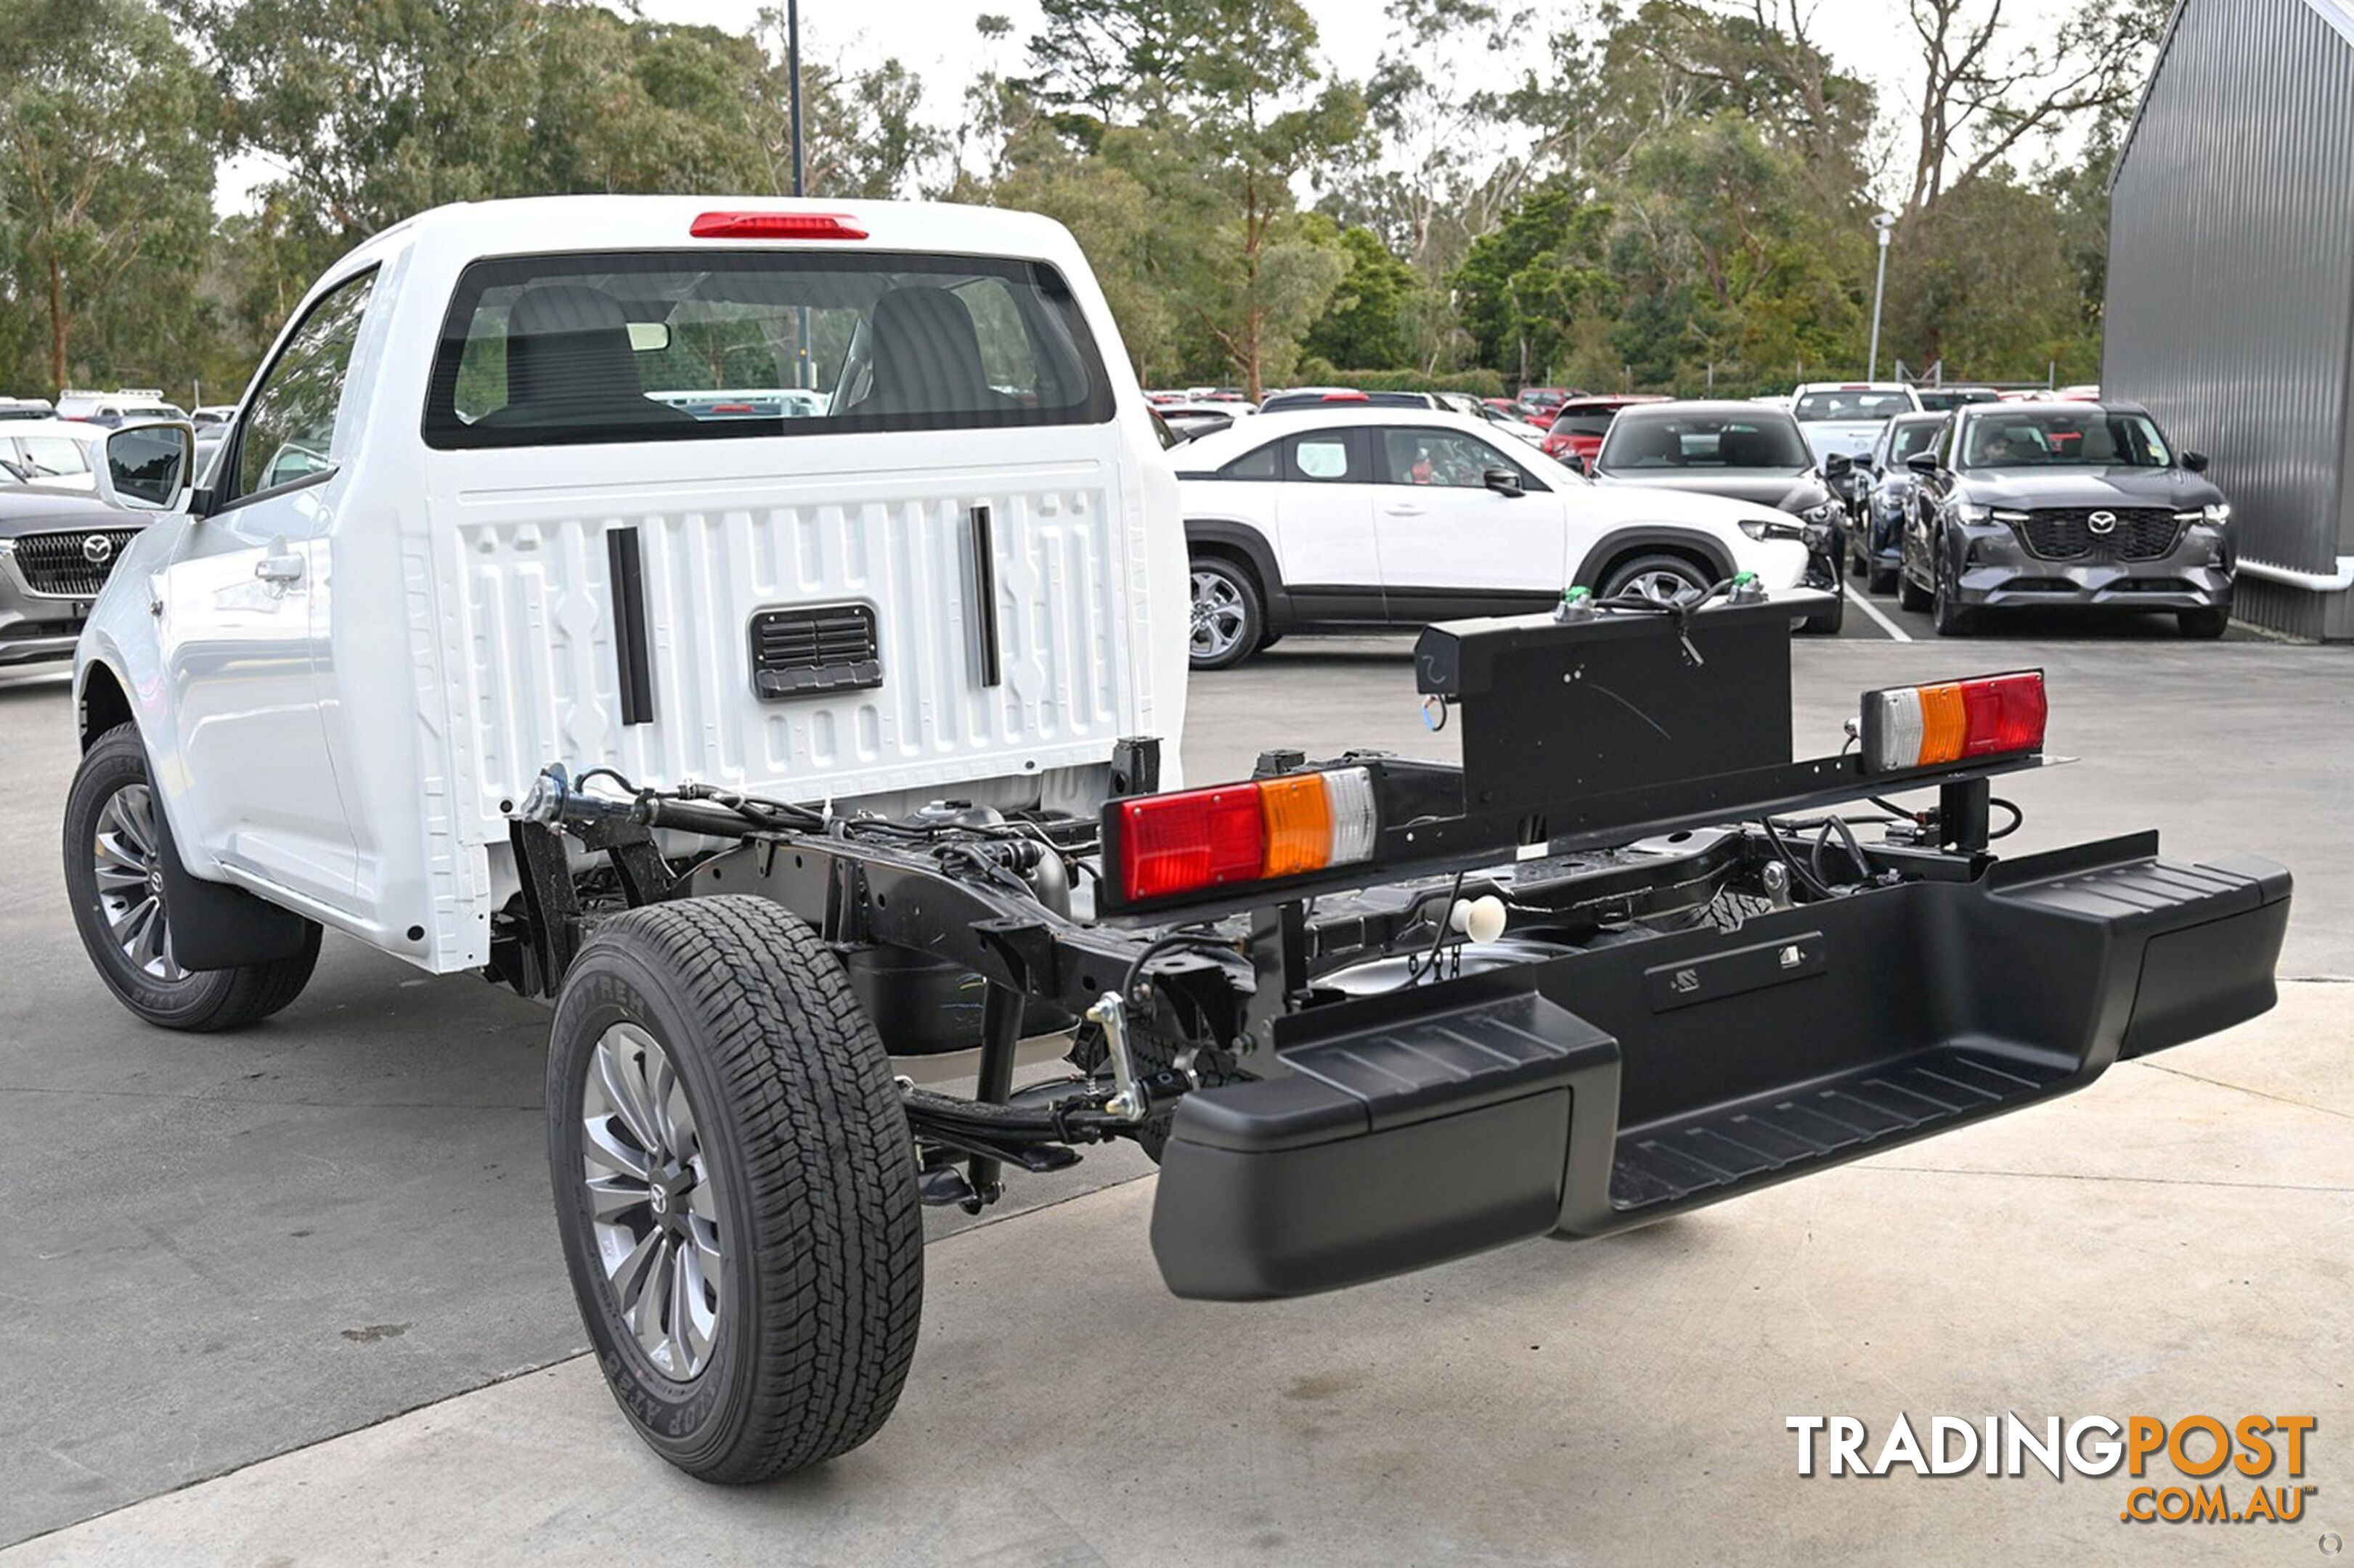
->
left=1115, top=767, right=1380, bottom=903
left=690, top=211, right=867, bottom=240
left=1118, top=786, right=1263, bottom=901
left=1860, top=671, right=2047, bottom=773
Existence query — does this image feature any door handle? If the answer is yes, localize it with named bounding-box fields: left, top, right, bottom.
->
left=255, top=552, right=304, bottom=584
left=1383, top=505, right=1426, bottom=518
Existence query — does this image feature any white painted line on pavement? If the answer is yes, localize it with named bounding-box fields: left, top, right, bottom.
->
left=1850, top=589, right=1913, bottom=642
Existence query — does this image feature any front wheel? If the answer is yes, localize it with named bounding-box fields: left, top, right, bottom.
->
left=1897, top=540, right=1932, bottom=611
left=62, top=723, right=321, bottom=1031
left=2178, top=605, right=2231, bottom=639
left=548, top=897, right=923, bottom=1484
left=1187, top=555, right=1264, bottom=670
left=1931, top=556, right=1976, bottom=637
left=1598, top=552, right=1711, bottom=605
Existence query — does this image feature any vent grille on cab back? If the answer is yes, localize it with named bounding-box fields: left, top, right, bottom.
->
left=748, top=603, right=883, bottom=698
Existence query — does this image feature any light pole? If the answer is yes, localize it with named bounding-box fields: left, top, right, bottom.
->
left=789, top=0, right=811, bottom=390
left=1866, top=211, right=1897, bottom=380
left=787, top=0, right=804, bottom=199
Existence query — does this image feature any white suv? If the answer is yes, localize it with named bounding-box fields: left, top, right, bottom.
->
left=1173, top=407, right=1812, bottom=666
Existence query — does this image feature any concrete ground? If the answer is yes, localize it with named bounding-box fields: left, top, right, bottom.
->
left=2, top=587, right=2349, bottom=1564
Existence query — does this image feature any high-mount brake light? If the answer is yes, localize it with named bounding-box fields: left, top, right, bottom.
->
left=1859, top=671, right=2047, bottom=774
left=689, top=211, right=868, bottom=240
left=1116, top=767, right=1380, bottom=902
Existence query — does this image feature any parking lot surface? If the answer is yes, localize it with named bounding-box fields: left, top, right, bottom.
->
left=3, top=614, right=2349, bottom=1560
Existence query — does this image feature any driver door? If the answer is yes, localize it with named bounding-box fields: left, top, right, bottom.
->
left=1369, top=425, right=1567, bottom=615
left=153, top=268, right=375, bottom=909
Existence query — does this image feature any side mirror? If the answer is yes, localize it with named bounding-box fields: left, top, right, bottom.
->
left=2182, top=450, right=2210, bottom=473
left=1483, top=466, right=1524, bottom=498
left=94, top=420, right=195, bottom=511
left=1823, top=452, right=1854, bottom=478
left=1905, top=449, right=1941, bottom=475
left=1563, top=453, right=1589, bottom=475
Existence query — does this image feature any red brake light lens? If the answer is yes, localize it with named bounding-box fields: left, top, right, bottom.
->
left=1115, top=768, right=1380, bottom=903
left=1859, top=671, right=2047, bottom=773
left=1320, top=389, right=1369, bottom=401
left=690, top=211, right=867, bottom=240
left=1117, top=786, right=1263, bottom=902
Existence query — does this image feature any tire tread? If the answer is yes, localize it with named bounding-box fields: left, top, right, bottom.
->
left=63, top=724, right=321, bottom=1032
left=562, top=897, right=921, bottom=1482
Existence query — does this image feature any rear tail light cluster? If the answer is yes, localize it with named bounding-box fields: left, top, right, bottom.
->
left=1116, top=767, right=1378, bottom=902
left=1859, top=671, right=2047, bottom=774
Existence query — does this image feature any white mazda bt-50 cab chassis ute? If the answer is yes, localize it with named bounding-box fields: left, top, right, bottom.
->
left=65, top=196, right=2289, bottom=1485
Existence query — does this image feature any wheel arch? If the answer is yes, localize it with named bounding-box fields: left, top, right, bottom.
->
left=1184, top=517, right=1292, bottom=629
left=77, top=659, right=133, bottom=752
left=1573, top=528, right=1737, bottom=592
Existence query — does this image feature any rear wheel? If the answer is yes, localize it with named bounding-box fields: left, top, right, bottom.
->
left=1598, top=552, right=1711, bottom=605
left=1897, top=541, right=1932, bottom=611
left=548, top=897, right=922, bottom=1485
left=1187, top=555, right=1263, bottom=670
left=1868, top=562, right=1899, bottom=596
left=1801, top=589, right=1845, bottom=635
left=62, top=724, right=321, bottom=1031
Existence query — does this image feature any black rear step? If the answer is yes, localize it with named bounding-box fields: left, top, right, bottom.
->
left=1605, top=1048, right=2061, bottom=1212
left=1150, top=839, right=2288, bottom=1300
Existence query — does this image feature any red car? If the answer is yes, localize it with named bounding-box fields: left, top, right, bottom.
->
left=1540, top=394, right=1669, bottom=467
left=1515, top=385, right=1584, bottom=427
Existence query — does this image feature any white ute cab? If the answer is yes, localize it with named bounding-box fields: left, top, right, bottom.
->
left=1170, top=407, right=1812, bottom=668
left=68, top=194, right=1185, bottom=993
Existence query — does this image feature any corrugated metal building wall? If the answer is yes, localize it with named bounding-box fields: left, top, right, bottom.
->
left=2103, top=0, right=2354, bottom=638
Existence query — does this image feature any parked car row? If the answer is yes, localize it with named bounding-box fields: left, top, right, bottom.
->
left=1170, top=379, right=2239, bottom=662
left=1173, top=405, right=1831, bottom=669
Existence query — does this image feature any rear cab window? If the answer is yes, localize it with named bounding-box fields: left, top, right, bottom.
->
left=423, top=250, right=1115, bottom=448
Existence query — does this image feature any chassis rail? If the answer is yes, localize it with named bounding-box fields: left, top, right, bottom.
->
left=500, top=590, right=2289, bottom=1283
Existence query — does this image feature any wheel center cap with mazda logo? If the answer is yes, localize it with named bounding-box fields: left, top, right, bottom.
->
left=2088, top=510, right=2118, bottom=534
left=82, top=534, right=113, bottom=565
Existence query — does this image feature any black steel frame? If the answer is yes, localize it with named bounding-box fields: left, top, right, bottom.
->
left=494, top=593, right=2040, bottom=1206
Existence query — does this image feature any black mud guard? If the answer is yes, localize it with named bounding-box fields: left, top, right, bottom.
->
left=151, top=797, right=312, bottom=971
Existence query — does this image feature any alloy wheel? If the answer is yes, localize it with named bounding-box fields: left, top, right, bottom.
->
left=1189, top=569, right=1248, bottom=661
left=1620, top=568, right=1704, bottom=605
left=90, top=783, right=184, bottom=981
left=581, top=1022, right=726, bottom=1380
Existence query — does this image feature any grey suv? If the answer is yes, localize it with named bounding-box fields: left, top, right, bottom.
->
left=1897, top=401, right=2233, bottom=637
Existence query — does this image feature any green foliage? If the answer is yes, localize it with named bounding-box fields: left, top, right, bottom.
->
left=1881, top=170, right=2103, bottom=383
left=4, top=0, right=2145, bottom=407
left=1301, top=222, right=1421, bottom=371
left=1003, top=0, right=1364, bottom=398
left=1290, top=362, right=1507, bottom=398
left=1454, top=187, right=1614, bottom=383
left=0, top=0, right=216, bottom=393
